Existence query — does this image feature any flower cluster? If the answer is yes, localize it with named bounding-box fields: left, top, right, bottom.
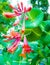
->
left=3, top=2, right=31, bottom=26
left=3, top=31, right=33, bottom=58
left=20, top=36, right=33, bottom=58
left=3, top=30, right=21, bottom=53
left=3, top=2, right=33, bottom=58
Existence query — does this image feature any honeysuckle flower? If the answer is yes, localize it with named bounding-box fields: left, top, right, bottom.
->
left=3, top=2, right=31, bottom=17
left=20, top=36, right=33, bottom=58
left=3, top=0, right=32, bottom=56
left=3, top=2, right=32, bottom=26
left=3, top=30, right=21, bottom=53
left=12, top=2, right=31, bottom=14
left=7, top=38, right=20, bottom=53
left=23, top=36, right=33, bottom=53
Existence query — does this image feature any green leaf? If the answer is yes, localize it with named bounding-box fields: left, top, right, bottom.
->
left=26, top=8, right=44, bottom=28
left=40, top=20, right=50, bottom=33
left=25, top=27, right=42, bottom=41
left=40, top=34, right=50, bottom=45
left=28, top=41, right=38, bottom=50
left=0, top=55, right=5, bottom=65
left=47, top=57, right=50, bottom=65
left=44, top=46, right=50, bottom=56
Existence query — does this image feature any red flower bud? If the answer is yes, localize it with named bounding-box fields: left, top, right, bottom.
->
left=3, top=12, right=16, bottom=18
left=21, top=2, right=23, bottom=10
left=17, top=3, right=22, bottom=11
left=26, top=7, right=32, bottom=12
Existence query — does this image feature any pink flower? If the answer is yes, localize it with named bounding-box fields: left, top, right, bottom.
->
left=20, top=36, right=33, bottom=58
left=23, top=36, right=33, bottom=53
left=3, top=30, right=21, bottom=53
left=7, top=39, right=20, bottom=53
left=3, top=2, right=32, bottom=26
left=3, top=2, right=31, bottom=18
left=3, top=12, right=16, bottom=18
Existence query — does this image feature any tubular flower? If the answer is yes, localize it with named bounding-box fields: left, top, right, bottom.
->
left=13, top=2, right=31, bottom=26
left=7, top=39, right=20, bottom=53
left=20, top=36, right=33, bottom=58
left=3, top=30, right=21, bottom=53
left=23, top=36, right=33, bottom=53
left=3, top=2, right=32, bottom=17
left=13, top=2, right=32, bottom=15
left=3, top=12, right=16, bottom=18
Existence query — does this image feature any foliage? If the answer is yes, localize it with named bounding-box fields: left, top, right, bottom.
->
left=0, top=0, right=50, bottom=65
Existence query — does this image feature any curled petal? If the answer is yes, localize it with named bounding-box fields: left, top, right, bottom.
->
left=3, top=12, right=16, bottom=18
